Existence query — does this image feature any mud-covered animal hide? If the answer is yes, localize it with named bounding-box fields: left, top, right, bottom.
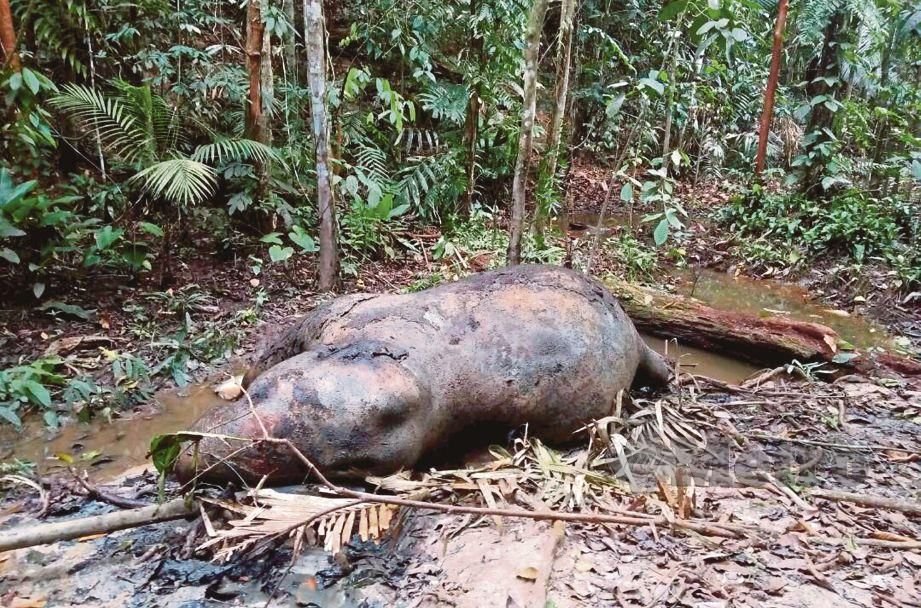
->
left=176, top=265, right=670, bottom=484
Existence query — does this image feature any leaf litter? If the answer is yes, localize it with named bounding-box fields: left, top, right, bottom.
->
left=0, top=368, right=919, bottom=607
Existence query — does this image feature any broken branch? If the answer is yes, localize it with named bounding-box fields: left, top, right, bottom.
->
left=0, top=498, right=196, bottom=553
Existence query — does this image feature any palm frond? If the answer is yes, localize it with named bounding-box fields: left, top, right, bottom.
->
left=130, top=158, right=218, bottom=207
left=191, top=139, right=279, bottom=165
left=50, top=84, right=154, bottom=165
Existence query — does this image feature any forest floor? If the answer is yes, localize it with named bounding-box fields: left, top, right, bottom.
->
left=1, top=374, right=919, bottom=607
left=1, top=167, right=920, bottom=607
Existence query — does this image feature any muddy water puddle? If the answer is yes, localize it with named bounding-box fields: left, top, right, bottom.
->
left=0, top=384, right=225, bottom=480
left=679, top=268, right=890, bottom=349
left=641, top=334, right=759, bottom=383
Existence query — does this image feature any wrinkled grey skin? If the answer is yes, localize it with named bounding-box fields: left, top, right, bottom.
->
left=176, top=265, right=670, bottom=485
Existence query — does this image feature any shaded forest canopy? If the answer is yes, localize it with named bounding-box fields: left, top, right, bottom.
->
left=0, top=0, right=920, bottom=430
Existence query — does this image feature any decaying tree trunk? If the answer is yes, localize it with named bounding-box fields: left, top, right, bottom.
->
left=507, top=0, right=549, bottom=266
left=245, top=0, right=266, bottom=141
left=305, top=0, right=338, bottom=291
left=606, top=279, right=921, bottom=378
left=754, top=0, right=789, bottom=178
left=0, top=0, right=19, bottom=71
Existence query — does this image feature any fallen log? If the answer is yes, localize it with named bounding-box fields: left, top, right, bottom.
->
left=0, top=498, right=196, bottom=553
left=606, top=279, right=921, bottom=379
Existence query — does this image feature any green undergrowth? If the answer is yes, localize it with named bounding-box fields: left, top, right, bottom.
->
left=719, top=186, right=921, bottom=287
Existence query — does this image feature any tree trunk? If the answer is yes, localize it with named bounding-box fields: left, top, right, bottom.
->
left=245, top=0, right=266, bottom=142
left=560, top=5, right=583, bottom=224
left=661, top=42, right=679, bottom=160
left=545, top=0, right=577, bottom=181
left=606, top=279, right=921, bottom=380
left=305, top=0, right=338, bottom=291
left=534, top=0, right=578, bottom=235
left=754, top=0, right=789, bottom=178
left=869, top=17, right=900, bottom=189
left=800, top=11, right=843, bottom=197
left=507, top=0, right=549, bottom=266
left=283, top=0, right=298, bottom=83
left=0, top=0, right=20, bottom=71
left=462, top=0, right=483, bottom=217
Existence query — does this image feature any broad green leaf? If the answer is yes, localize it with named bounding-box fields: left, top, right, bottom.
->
left=260, top=232, right=284, bottom=245
left=94, top=226, right=124, bottom=251
left=22, top=68, right=41, bottom=95
left=44, top=410, right=60, bottom=428
left=25, top=381, right=52, bottom=407
left=289, top=229, right=318, bottom=252
left=268, top=245, right=294, bottom=263
left=639, top=78, right=665, bottom=96
left=659, top=0, right=688, bottom=20
left=620, top=183, right=634, bottom=203
left=0, top=407, right=22, bottom=428
left=653, top=219, right=670, bottom=246
left=149, top=434, right=184, bottom=475
left=0, top=220, right=26, bottom=238
left=33, top=282, right=45, bottom=299
left=38, top=301, right=95, bottom=320
left=0, top=247, right=20, bottom=263
left=139, top=221, right=164, bottom=237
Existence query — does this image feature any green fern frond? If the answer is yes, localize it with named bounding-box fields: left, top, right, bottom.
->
left=130, top=159, right=218, bottom=207
left=418, top=84, right=469, bottom=125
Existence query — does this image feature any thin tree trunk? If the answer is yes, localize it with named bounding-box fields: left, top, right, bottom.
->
left=0, top=0, right=19, bottom=71
left=257, top=30, right=274, bottom=198
left=560, top=4, right=583, bottom=224
left=462, top=0, right=482, bottom=217
left=661, top=48, right=678, bottom=160
left=305, top=0, right=338, bottom=291
left=245, top=0, right=266, bottom=141
left=261, top=27, right=274, bottom=143
left=507, top=0, right=549, bottom=266
left=754, top=0, right=789, bottom=178
left=283, top=0, right=297, bottom=83
left=869, top=17, right=899, bottom=188
left=801, top=11, right=843, bottom=196
left=534, top=0, right=577, bottom=235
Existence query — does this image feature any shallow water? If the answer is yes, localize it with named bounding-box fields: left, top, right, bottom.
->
left=677, top=268, right=890, bottom=350
left=0, top=384, right=226, bottom=480
left=641, top=333, right=760, bottom=383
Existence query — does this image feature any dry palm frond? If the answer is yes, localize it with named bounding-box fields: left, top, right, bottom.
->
left=199, top=489, right=399, bottom=561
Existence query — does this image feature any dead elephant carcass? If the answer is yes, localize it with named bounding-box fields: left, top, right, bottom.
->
left=176, top=265, right=670, bottom=484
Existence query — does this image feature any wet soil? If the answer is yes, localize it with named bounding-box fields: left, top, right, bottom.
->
left=1, top=375, right=918, bottom=607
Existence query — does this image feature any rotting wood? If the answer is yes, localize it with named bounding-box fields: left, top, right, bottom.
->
left=0, top=498, right=196, bottom=553
left=606, top=278, right=921, bottom=378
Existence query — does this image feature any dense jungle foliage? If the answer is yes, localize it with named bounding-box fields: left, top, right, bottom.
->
left=1, top=0, right=920, bottom=430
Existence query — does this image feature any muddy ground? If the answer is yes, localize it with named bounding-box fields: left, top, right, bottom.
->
left=1, top=374, right=919, bottom=607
